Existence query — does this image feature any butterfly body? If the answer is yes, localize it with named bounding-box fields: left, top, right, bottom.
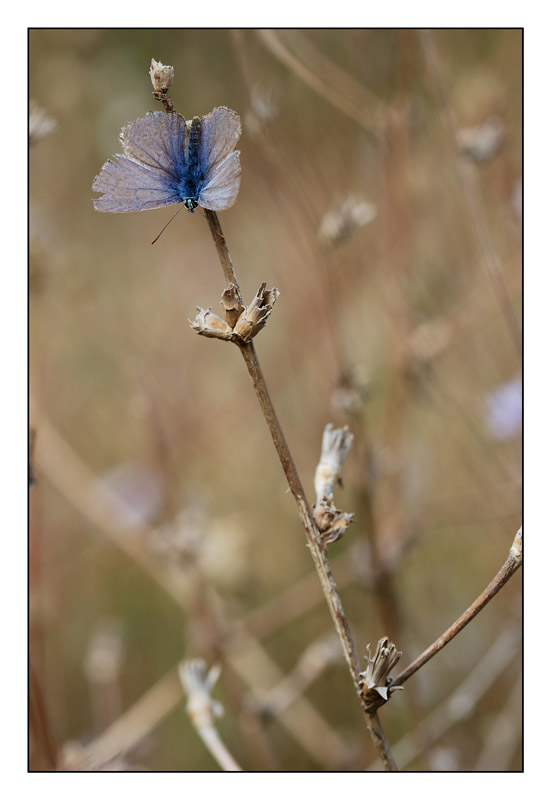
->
left=93, top=107, right=241, bottom=214
left=177, top=116, right=203, bottom=211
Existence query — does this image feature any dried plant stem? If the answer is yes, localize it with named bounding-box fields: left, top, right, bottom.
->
left=237, top=339, right=360, bottom=684
left=194, top=725, right=242, bottom=771
left=204, top=209, right=242, bottom=299
left=203, top=209, right=397, bottom=770
left=364, top=712, right=398, bottom=771
left=391, top=530, right=522, bottom=688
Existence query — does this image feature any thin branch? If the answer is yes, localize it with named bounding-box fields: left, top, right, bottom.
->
left=364, top=712, right=398, bottom=771
left=179, top=660, right=242, bottom=772
left=386, top=623, right=520, bottom=770
left=237, top=339, right=361, bottom=685
left=202, top=208, right=398, bottom=770
left=391, top=528, right=522, bottom=688
left=203, top=209, right=242, bottom=299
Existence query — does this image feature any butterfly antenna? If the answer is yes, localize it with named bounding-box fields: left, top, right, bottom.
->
left=151, top=204, right=186, bottom=245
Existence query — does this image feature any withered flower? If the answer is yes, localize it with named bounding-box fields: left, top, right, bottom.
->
left=190, top=283, right=279, bottom=344
left=220, top=284, right=245, bottom=329
left=358, top=637, right=403, bottom=713
left=314, top=424, right=354, bottom=505
left=189, top=308, right=233, bottom=340
left=232, top=283, right=279, bottom=342
left=149, top=59, right=174, bottom=93
left=314, top=496, right=354, bottom=545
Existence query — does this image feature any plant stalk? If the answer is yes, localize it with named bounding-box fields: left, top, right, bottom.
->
left=203, top=208, right=397, bottom=770
left=391, top=533, right=522, bottom=688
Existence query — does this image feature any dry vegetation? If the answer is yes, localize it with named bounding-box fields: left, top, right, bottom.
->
left=29, top=28, right=522, bottom=771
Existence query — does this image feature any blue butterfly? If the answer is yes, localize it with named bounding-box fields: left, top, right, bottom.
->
left=93, top=107, right=241, bottom=214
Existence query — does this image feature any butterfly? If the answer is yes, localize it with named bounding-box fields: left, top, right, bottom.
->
left=93, top=107, right=241, bottom=214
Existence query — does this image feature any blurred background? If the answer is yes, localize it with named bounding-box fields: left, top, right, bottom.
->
left=29, top=29, right=522, bottom=771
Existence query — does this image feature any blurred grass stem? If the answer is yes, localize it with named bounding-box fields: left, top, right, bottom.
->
left=32, top=409, right=354, bottom=768
left=419, top=29, right=521, bottom=360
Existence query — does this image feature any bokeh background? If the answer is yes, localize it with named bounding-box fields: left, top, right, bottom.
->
left=29, top=29, right=522, bottom=772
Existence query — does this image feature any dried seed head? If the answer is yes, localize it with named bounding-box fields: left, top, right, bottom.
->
left=189, top=307, right=234, bottom=340
left=149, top=59, right=174, bottom=93
left=232, top=283, right=280, bottom=342
left=358, top=637, right=403, bottom=713
left=191, top=284, right=279, bottom=344
left=314, top=496, right=354, bottom=545
left=220, top=284, right=245, bottom=329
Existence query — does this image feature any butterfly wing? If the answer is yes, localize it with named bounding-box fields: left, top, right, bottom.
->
left=119, top=111, right=187, bottom=176
left=93, top=156, right=182, bottom=212
left=93, top=111, right=187, bottom=212
left=198, top=150, right=241, bottom=211
left=199, top=107, right=242, bottom=173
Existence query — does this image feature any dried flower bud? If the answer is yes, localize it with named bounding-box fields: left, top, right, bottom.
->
left=29, top=100, right=57, bottom=145
left=191, top=284, right=279, bottom=344
left=457, top=116, right=504, bottom=162
left=314, top=496, right=354, bottom=545
left=314, top=424, right=354, bottom=505
left=245, top=83, right=280, bottom=135
left=358, top=637, right=403, bottom=713
left=232, top=283, right=279, bottom=342
left=179, top=659, right=223, bottom=729
left=149, top=59, right=174, bottom=93
left=190, top=307, right=233, bottom=340
left=323, top=511, right=354, bottom=544
left=331, top=369, right=368, bottom=415
left=220, top=284, right=245, bottom=329
left=318, top=195, right=377, bottom=246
